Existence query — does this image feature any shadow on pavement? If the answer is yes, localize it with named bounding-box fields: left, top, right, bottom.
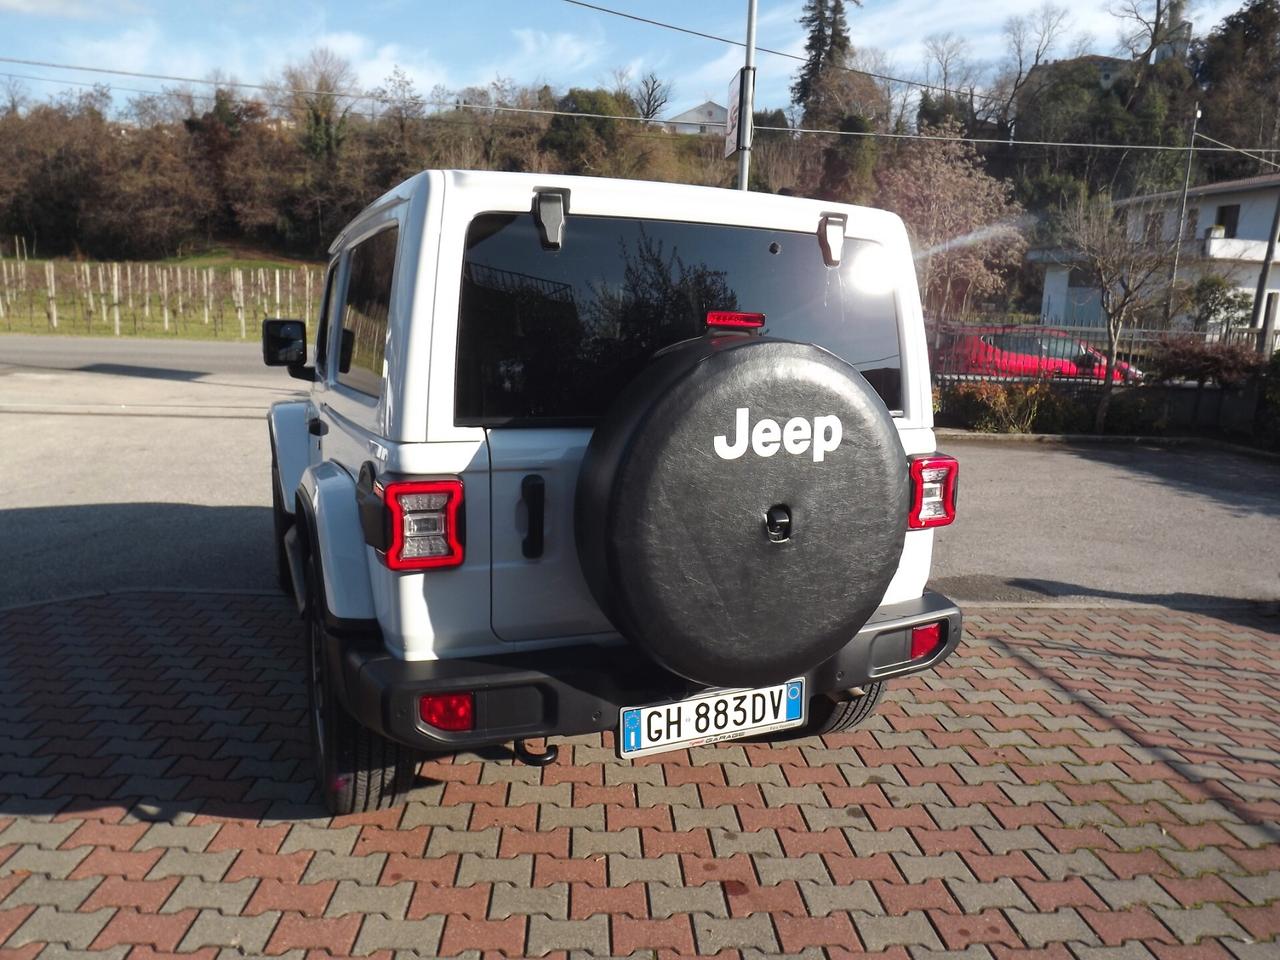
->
left=1053, top=442, right=1280, bottom=521
left=0, top=503, right=277, bottom=608
left=1004, top=576, right=1280, bottom=633
left=77, top=362, right=209, bottom=382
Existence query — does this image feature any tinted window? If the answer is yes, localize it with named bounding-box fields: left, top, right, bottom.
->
left=316, top=265, right=336, bottom=374
left=338, top=226, right=397, bottom=396
left=991, top=333, right=1042, bottom=355
left=1042, top=337, right=1083, bottom=360
left=456, top=214, right=902, bottom=425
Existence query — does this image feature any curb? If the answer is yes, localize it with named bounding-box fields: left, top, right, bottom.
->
left=935, top=428, right=1280, bottom=463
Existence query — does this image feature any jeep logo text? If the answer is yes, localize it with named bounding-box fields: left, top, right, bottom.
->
left=713, top=408, right=842, bottom=462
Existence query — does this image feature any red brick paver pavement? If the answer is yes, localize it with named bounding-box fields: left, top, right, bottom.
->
left=0, top=593, right=1277, bottom=959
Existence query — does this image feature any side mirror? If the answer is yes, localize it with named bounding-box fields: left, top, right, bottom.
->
left=262, top=319, right=315, bottom=381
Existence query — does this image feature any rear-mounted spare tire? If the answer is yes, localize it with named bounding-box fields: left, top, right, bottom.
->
left=575, top=336, right=908, bottom=688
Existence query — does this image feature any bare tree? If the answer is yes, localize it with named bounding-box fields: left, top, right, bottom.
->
left=1112, top=0, right=1173, bottom=59
left=372, top=66, right=425, bottom=146
left=279, top=48, right=358, bottom=160
left=878, top=119, right=1026, bottom=324
left=1, top=76, right=28, bottom=117
left=1058, top=193, right=1179, bottom=430
left=633, top=71, right=673, bottom=121
left=989, top=3, right=1068, bottom=132
left=848, top=47, right=911, bottom=131
left=922, top=33, right=977, bottom=98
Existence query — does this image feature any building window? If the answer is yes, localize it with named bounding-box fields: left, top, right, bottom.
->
left=1215, top=204, right=1240, bottom=239
left=1184, top=207, right=1199, bottom=240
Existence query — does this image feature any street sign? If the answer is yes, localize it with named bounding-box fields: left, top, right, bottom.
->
left=725, top=67, right=754, bottom=159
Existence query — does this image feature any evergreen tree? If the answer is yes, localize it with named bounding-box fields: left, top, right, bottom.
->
left=790, top=0, right=830, bottom=110
left=827, top=0, right=852, bottom=65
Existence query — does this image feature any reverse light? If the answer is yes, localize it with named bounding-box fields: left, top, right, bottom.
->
left=706, top=310, right=766, bottom=330
left=910, top=622, right=945, bottom=661
left=419, top=691, right=475, bottom=731
left=908, top=454, right=958, bottom=529
left=380, top=479, right=464, bottom=570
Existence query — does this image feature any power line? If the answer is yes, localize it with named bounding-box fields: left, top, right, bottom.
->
left=557, top=0, right=1005, bottom=106
left=6, top=54, right=1280, bottom=157
left=0, top=55, right=701, bottom=126
left=1193, top=130, right=1280, bottom=170
left=757, top=122, right=1280, bottom=156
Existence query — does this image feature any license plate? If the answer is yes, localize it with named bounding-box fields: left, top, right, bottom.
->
left=618, top=679, right=806, bottom=758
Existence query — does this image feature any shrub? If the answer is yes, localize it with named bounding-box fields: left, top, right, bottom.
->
left=1152, top=336, right=1266, bottom=387
left=1258, top=351, right=1280, bottom=449
left=942, top=379, right=1052, bottom=433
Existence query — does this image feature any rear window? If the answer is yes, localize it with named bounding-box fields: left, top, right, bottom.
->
left=456, top=213, right=903, bottom=426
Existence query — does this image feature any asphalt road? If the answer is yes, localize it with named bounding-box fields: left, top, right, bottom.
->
left=2, top=334, right=1278, bottom=608
left=0, top=335, right=304, bottom=607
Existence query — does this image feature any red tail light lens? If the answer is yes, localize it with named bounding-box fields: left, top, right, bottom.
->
left=908, top=455, right=958, bottom=529
left=380, top=479, right=464, bottom=570
left=910, top=621, right=944, bottom=660
left=419, top=692, right=474, bottom=731
left=706, top=310, right=766, bottom=329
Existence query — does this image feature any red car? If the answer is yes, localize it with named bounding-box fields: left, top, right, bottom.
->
left=937, top=328, right=1142, bottom=382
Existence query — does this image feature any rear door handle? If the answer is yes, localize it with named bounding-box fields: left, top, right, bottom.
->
left=521, top=474, right=545, bottom=559
left=308, top=418, right=327, bottom=436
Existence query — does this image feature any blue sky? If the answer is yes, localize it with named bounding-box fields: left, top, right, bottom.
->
left=0, top=0, right=1242, bottom=117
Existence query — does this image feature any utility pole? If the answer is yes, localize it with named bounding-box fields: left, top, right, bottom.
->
left=1250, top=187, right=1280, bottom=354
left=737, top=0, right=758, bottom=191
left=1164, top=102, right=1199, bottom=325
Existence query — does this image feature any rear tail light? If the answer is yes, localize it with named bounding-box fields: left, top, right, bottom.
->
left=908, top=454, right=958, bottom=529
left=379, top=479, right=464, bottom=570
left=910, top=621, right=945, bottom=661
left=706, top=310, right=765, bottom=330
left=419, top=691, right=474, bottom=731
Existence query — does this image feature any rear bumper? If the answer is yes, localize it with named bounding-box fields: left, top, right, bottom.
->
left=337, top=591, right=962, bottom=752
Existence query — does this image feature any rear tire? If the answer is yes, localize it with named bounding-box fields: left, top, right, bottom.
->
left=304, top=574, right=418, bottom=815
left=802, top=682, right=886, bottom=735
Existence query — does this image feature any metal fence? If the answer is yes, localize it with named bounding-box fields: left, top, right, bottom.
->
left=925, top=319, right=1260, bottom=388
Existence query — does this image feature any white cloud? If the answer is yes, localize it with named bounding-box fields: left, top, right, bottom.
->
left=0, top=0, right=139, bottom=17
left=51, top=19, right=448, bottom=107
left=514, top=27, right=603, bottom=73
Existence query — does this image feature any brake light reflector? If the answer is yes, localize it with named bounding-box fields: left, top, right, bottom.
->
left=419, top=691, right=474, bottom=731
left=910, top=622, right=944, bottom=661
left=380, top=479, right=464, bottom=570
left=706, top=310, right=766, bottom=329
left=908, top=454, right=958, bottom=529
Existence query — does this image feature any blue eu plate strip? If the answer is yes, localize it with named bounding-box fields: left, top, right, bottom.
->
left=622, top=708, right=642, bottom=752
left=785, top=680, right=803, bottom=721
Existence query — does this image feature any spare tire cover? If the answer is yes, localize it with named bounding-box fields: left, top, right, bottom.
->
left=575, top=335, right=908, bottom=688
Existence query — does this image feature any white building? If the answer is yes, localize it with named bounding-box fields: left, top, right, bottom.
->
left=666, top=100, right=727, bottom=135
left=1039, top=172, right=1280, bottom=338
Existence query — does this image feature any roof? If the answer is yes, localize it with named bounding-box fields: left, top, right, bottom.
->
left=1028, top=54, right=1130, bottom=73
left=667, top=100, right=727, bottom=123
left=1117, top=172, right=1280, bottom=206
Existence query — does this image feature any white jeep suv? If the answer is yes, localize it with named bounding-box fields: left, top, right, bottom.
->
left=263, top=170, right=962, bottom=814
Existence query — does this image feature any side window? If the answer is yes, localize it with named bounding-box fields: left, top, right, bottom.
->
left=338, top=225, right=398, bottom=397
left=1215, top=204, right=1240, bottom=239
left=315, top=264, right=337, bottom=374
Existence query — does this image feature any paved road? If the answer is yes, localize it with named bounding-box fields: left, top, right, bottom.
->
left=0, top=594, right=1275, bottom=956
left=930, top=439, right=1280, bottom=606
left=0, top=336, right=304, bottom=607
left=2, top=335, right=1278, bottom=608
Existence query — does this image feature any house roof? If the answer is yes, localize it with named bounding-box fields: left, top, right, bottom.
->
left=1117, top=172, right=1280, bottom=206
left=667, top=100, right=726, bottom=122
